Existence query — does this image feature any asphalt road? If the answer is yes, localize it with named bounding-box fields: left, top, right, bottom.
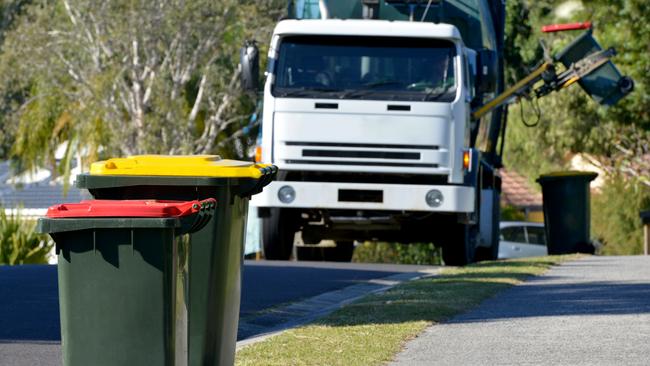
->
left=0, top=260, right=434, bottom=365
left=391, top=256, right=650, bottom=366
left=5, top=256, right=650, bottom=365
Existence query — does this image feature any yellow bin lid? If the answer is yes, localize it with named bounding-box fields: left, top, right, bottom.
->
left=90, top=155, right=268, bottom=179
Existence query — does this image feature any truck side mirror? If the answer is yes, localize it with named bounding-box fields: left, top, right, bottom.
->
left=240, top=40, right=259, bottom=93
left=476, top=49, right=498, bottom=94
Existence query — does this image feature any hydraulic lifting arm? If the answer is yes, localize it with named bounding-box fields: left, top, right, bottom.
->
left=472, top=46, right=619, bottom=120
left=472, top=61, right=553, bottom=120
left=473, top=23, right=633, bottom=121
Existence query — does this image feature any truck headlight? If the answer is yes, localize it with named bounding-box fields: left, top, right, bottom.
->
left=425, top=190, right=444, bottom=208
left=278, top=185, right=296, bottom=204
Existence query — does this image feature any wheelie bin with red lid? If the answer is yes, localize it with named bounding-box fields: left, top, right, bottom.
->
left=38, top=198, right=216, bottom=366
left=74, top=155, right=277, bottom=366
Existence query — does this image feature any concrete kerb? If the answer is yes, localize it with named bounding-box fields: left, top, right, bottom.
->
left=236, top=268, right=441, bottom=350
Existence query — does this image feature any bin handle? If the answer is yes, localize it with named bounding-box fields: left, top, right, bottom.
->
left=236, top=165, right=278, bottom=198
left=179, top=198, right=217, bottom=234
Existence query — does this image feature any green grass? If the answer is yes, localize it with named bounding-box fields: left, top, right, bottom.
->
left=235, top=255, right=581, bottom=366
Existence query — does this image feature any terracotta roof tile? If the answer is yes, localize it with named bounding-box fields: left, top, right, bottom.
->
left=500, top=169, right=542, bottom=208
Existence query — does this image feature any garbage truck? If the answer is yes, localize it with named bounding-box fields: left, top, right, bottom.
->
left=243, top=0, right=633, bottom=264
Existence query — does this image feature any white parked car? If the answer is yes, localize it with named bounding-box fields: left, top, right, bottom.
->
left=498, top=221, right=547, bottom=259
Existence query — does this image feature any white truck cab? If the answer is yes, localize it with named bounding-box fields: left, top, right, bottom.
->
left=251, top=19, right=497, bottom=264
left=256, top=19, right=473, bottom=207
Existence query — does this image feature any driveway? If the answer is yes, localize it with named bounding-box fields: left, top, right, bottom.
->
left=392, top=256, right=650, bottom=365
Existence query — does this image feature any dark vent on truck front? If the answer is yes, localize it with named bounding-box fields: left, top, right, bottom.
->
left=315, top=103, right=338, bottom=109
left=338, top=189, right=383, bottom=203
left=387, top=104, right=411, bottom=111
left=302, top=150, right=420, bottom=160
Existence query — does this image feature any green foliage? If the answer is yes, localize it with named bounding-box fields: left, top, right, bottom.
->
left=592, top=175, right=650, bottom=255
left=353, top=241, right=442, bottom=265
left=504, top=0, right=649, bottom=162
left=0, top=209, right=52, bottom=265
left=502, top=1, right=650, bottom=255
left=0, top=0, right=33, bottom=158
left=501, top=204, right=527, bottom=221
left=503, top=0, right=544, bottom=85
left=0, top=0, right=286, bottom=173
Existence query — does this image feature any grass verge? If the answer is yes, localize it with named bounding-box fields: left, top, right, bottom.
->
left=235, top=255, right=581, bottom=366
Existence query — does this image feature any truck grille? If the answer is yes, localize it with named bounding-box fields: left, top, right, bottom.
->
left=281, top=141, right=446, bottom=170
left=302, top=150, right=420, bottom=160
left=285, top=160, right=438, bottom=168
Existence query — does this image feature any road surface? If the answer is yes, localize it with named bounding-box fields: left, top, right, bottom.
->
left=0, top=260, right=435, bottom=365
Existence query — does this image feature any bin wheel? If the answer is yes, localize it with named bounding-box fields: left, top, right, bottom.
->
left=441, top=224, right=478, bottom=266
left=475, top=191, right=501, bottom=262
left=262, top=208, right=298, bottom=260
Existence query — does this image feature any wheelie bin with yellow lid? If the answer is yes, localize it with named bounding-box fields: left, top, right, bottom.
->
left=75, top=155, right=277, bottom=366
left=38, top=198, right=216, bottom=366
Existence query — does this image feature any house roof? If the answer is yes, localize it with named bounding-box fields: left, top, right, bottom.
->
left=0, top=162, right=10, bottom=183
left=0, top=181, right=90, bottom=210
left=0, top=162, right=90, bottom=211
left=500, top=169, right=542, bottom=209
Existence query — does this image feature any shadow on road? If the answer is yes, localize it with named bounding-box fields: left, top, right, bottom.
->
left=0, top=265, right=59, bottom=343
left=309, top=257, right=650, bottom=330
left=451, top=279, right=650, bottom=323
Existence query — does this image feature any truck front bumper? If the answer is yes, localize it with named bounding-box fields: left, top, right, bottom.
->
left=251, top=181, right=475, bottom=213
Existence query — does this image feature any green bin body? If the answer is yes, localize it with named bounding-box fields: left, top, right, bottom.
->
left=556, top=30, right=632, bottom=106
left=38, top=217, right=189, bottom=366
left=537, top=172, right=598, bottom=254
left=76, top=168, right=275, bottom=366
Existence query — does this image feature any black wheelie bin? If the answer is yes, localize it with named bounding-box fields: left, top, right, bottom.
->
left=537, top=171, right=598, bottom=254
left=74, top=155, right=276, bottom=366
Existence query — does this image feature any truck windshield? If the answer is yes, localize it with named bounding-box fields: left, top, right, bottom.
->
left=273, top=36, right=457, bottom=102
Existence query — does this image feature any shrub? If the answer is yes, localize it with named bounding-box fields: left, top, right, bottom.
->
left=592, top=175, right=650, bottom=255
left=501, top=204, right=527, bottom=221
left=0, top=209, right=53, bottom=265
left=352, top=241, right=442, bottom=265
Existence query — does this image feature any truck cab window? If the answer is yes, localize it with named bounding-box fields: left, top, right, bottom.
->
left=273, top=35, right=457, bottom=102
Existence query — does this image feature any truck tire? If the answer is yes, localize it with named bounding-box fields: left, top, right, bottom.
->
left=262, top=208, right=298, bottom=260
left=324, top=241, right=355, bottom=262
left=475, top=190, right=501, bottom=262
left=441, top=224, right=478, bottom=266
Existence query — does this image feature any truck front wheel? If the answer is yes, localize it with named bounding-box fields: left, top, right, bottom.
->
left=441, top=224, right=478, bottom=266
left=475, top=190, right=501, bottom=262
left=262, top=208, right=299, bottom=260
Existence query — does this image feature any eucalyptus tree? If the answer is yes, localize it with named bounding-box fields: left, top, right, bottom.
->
left=501, top=0, right=649, bottom=253
left=503, top=0, right=649, bottom=187
left=1, top=0, right=284, bottom=173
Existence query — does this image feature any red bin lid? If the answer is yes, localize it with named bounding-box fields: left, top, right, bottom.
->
left=46, top=199, right=216, bottom=218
